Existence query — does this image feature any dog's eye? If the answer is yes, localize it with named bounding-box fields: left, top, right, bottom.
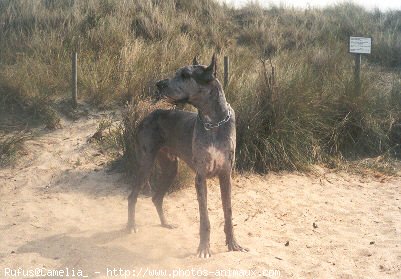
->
left=181, top=71, right=191, bottom=79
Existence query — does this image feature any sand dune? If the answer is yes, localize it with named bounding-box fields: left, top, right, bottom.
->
left=1, top=115, right=400, bottom=279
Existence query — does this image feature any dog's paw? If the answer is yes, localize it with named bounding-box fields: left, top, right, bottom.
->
left=227, top=240, right=249, bottom=252
left=126, top=224, right=139, bottom=234
left=161, top=223, right=177, bottom=229
left=197, top=243, right=211, bottom=258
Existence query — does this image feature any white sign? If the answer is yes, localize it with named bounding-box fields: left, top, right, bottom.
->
left=349, top=37, right=372, bottom=54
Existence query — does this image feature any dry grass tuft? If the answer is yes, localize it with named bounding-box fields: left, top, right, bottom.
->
left=0, top=131, right=30, bottom=166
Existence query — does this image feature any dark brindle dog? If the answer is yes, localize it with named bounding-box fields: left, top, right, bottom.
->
left=126, top=54, right=248, bottom=258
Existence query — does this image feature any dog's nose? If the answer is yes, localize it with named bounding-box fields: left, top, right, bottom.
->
left=156, top=79, right=168, bottom=90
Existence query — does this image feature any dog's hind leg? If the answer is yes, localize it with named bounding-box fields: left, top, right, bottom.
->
left=152, top=149, right=178, bottom=229
left=127, top=161, right=154, bottom=233
left=127, top=184, right=144, bottom=233
left=127, top=138, right=159, bottom=233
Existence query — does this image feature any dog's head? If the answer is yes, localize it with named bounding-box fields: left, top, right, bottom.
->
left=155, top=54, right=220, bottom=107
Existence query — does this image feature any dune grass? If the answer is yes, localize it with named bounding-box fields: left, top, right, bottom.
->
left=0, top=131, right=30, bottom=166
left=0, top=0, right=400, bottom=172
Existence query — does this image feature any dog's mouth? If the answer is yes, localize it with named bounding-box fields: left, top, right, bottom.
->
left=154, top=90, right=189, bottom=105
left=153, top=89, right=163, bottom=103
left=172, top=95, right=189, bottom=104
left=153, top=89, right=173, bottom=104
left=163, top=96, right=189, bottom=106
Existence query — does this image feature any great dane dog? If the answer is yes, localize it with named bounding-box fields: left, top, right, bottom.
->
left=126, top=54, right=248, bottom=258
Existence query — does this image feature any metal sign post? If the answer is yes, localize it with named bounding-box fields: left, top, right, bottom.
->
left=354, top=53, right=361, bottom=96
left=349, top=37, right=372, bottom=96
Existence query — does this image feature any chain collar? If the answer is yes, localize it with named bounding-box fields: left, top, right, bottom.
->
left=198, top=104, right=232, bottom=131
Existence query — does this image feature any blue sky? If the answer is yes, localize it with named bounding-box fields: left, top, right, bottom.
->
left=223, top=0, right=401, bottom=11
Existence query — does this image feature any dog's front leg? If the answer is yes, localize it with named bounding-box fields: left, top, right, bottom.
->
left=195, top=173, right=211, bottom=258
left=219, top=171, right=248, bottom=252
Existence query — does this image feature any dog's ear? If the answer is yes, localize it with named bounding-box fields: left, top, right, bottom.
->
left=193, top=54, right=217, bottom=84
left=192, top=56, right=199, bottom=65
left=201, top=53, right=217, bottom=82
left=206, top=53, right=217, bottom=78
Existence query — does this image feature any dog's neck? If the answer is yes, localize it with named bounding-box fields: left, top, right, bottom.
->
left=196, top=80, right=230, bottom=128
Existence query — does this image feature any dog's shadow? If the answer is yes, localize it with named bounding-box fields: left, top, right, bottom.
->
left=16, top=229, right=157, bottom=273
left=46, top=167, right=130, bottom=198
left=16, top=227, right=194, bottom=274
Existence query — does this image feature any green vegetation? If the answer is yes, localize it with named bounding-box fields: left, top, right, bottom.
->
left=0, top=0, right=400, bottom=171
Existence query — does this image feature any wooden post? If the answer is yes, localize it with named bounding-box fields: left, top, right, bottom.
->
left=71, top=52, right=78, bottom=108
left=224, top=56, right=229, bottom=89
left=354, top=53, right=361, bottom=96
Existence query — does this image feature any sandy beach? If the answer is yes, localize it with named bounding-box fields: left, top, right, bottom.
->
left=1, top=115, right=400, bottom=279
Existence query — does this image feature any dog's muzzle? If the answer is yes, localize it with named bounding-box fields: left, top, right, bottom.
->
left=154, top=79, right=189, bottom=106
left=153, top=79, right=169, bottom=102
left=156, top=79, right=169, bottom=90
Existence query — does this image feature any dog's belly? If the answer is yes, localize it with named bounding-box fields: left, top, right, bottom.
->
left=162, top=144, right=228, bottom=177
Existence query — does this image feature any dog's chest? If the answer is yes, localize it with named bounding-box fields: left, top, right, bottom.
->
left=193, top=145, right=229, bottom=176
left=192, top=123, right=236, bottom=176
left=207, top=145, right=226, bottom=168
